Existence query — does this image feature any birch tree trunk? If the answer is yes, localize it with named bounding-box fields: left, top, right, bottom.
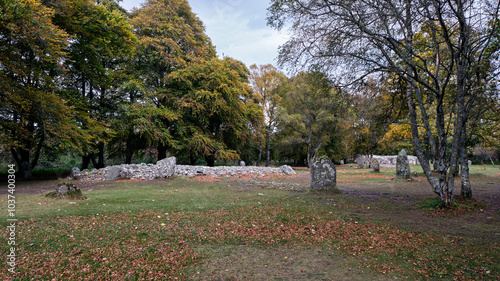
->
left=265, top=127, right=272, bottom=167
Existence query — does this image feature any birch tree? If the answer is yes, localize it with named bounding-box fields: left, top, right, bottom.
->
left=249, top=64, right=287, bottom=166
left=268, top=0, right=500, bottom=205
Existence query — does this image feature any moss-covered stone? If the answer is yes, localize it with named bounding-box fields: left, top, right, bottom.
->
left=45, top=182, right=86, bottom=199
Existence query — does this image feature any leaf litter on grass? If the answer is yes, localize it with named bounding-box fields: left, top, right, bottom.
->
left=1, top=168, right=498, bottom=280
left=2, top=201, right=498, bottom=280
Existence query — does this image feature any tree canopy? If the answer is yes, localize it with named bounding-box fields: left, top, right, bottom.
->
left=165, top=57, right=263, bottom=166
left=0, top=0, right=88, bottom=178
left=249, top=64, right=287, bottom=166
left=1, top=0, right=498, bottom=190
left=278, top=71, right=345, bottom=168
left=128, top=0, right=217, bottom=160
left=268, top=0, right=500, bottom=205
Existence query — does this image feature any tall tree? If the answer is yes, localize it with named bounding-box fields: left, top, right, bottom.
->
left=348, top=78, right=402, bottom=157
left=44, top=0, right=137, bottom=169
left=268, top=0, right=500, bottom=205
left=0, top=0, right=92, bottom=179
left=278, top=71, right=344, bottom=168
left=458, top=14, right=500, bottom=197
left=165, top=57, right=263, bottom=166
left=249, top=64, right=287, bottom=166
left=130, top=0, right=216, bottom=160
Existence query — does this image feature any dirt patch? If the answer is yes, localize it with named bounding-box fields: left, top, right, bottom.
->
left=192, top=175, right=223, bottom=182
left=189, top=245, right=392, bottom=281
left=116, top=179, right=144, bottom=182
left=353, top=174, right=393, bottom=179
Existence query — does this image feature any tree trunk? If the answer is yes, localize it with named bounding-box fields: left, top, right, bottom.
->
left=189, top=153, right=197, bottom=165
left=257, top=149, right=262, bottom=167
left=20, top=161, right=33, bottom=180
left=402, top=0, right=443, bottom=203
left=205, top=154, right=216, bottom=167
left=460, top=156, right=472, bottom=199
left=9, top=123, right=45, bottom=180
left=407, top=80, right=441, bottom=196
left=265, top=129, right=271, bottom=167
left=31, top=132, right=44, bottom=171
left=96, top=141, right=105, bottom=168
left=11, top=148, right=33, bottom=180
left=90, top=153, right=98, bottom=169
left=446, top=0, right=471, bottom=205
left=307, top=149, right=313, bottom=169
left=125, top=140, right=133, bottom=164
left=81, top=155, right=91, bottom=170
left=157, top=144, right=168, bottom=161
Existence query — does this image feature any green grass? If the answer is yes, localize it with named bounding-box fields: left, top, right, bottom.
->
left=419, top=198, right=443, bottom=209
left=338, top=163, right=499, bottom=177
left=9, top=178, right=293, bottom=219
left=0, top=172, right=498, bottom=280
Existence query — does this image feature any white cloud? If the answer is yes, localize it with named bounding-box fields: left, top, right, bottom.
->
left=201, top=12, right=287, bottom=66
left=120, top=0, right=288, bottom=67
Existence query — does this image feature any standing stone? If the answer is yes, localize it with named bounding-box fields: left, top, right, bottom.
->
left=239, top=160, right=246, bottom=167
left=157, top=157, right=176, bottom=178
left=280, top=165, right=296, bottom=175
left=396, top=149, right=411, bottom=178
left=70, top=167, right=81, bottom=180
left=357, top=156, right=365, bottom=169
left=339, top=160, right=345, bottom=165
left=467, top=160, right=472, bottom=166
left=105, top=166, right=122, bottom=181
left=310, top=157, right=339, bottom=192
left=371, top=158, right=380, bottom=173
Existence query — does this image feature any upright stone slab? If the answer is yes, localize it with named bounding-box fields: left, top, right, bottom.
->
left=396, top=149, right=411, bottom=178
left=239, top=160, right=246, bottom=167
left=357, top=156, right=365, bottom=169
left=105, top=166, right=122, bottom=181
left=70, top=167, right=81, bottom=180
left=339, top=160, right=345, bottom=165
left=280, top=165, right=296, bottom=175
left=310, top=157, right=339, bottom=192
left=371, top=158, right=380, bottom=173
left=157, top=157, right=176, bottom=178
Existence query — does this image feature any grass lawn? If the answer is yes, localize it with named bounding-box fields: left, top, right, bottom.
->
left=1, top=165, right=499, bottom=280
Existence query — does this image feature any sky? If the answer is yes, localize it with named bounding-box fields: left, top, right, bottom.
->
left=120, top=0, right=289, bottom=68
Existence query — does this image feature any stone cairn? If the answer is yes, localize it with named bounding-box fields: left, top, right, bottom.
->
left=175, top=165, right=295, bottom=178
left=46, top=182, right=85, bottom=199
left=310, top=157, right=339, bottom=192
left=71, top=156, right=296, bottom=182
left=396, top=149, right=411, bottom=179
left=358, top=154, right=419, bottom=165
